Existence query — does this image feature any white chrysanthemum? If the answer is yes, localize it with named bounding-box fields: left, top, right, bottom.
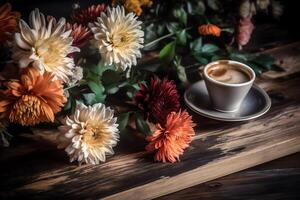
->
left=89, top=6, right=144, bottom=71
left=57, top=102, right=119, bottom=165
left=12, top=9, right=80, bottom=82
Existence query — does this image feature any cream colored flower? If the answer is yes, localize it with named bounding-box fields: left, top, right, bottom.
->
left=57, top=102, right=119, bottom=165
left=89, top=6, right=144, bottom=71
left=12, top=9, right=80, bottom=82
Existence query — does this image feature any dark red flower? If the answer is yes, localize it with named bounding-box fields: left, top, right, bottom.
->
left=134, top=78, right=180, bottom=124
left=71, top=4, right=106, bottom=26
left=66, top=23, right=91, bottom=48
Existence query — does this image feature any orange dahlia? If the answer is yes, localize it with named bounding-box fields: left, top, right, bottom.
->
left=198, top=24, right=221, bottom=37
left=145, top=111, right=196, bottom=163
left=134, top=78, right=180, bottom=125
left=71, top=4, right=106, bottom=25
left=0, top=67, right=66, bottom=126
left=66, top=23, right=91, bottom=48
left=0, top=3, right=20, bottom=43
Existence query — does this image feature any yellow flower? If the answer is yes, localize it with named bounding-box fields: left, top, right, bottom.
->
left=57, top=102, right=119, bottom=165
left=12, top=9, right=80, bottom=83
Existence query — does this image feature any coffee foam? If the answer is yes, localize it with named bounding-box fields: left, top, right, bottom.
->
left=207, top=64, right=251, bottom=84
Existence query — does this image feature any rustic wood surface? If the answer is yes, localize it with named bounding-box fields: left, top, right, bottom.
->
left=1, top=41, right=300, bottom=199
left=157, top=152, right=300, bottom=200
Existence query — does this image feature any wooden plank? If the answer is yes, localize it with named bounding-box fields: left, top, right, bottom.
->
left=262, top=42, right=300, bottom=79
left=157, top=153, right=300, bottom=200
left=1, top=73, right=300, bottom=199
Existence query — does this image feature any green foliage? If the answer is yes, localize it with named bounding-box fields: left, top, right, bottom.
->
left=117, top=112, right=131, bottom=132
left=159, top=41, right=176, bottom=62
left=87, top=81, right=106, bottom=102
left=174, top=56, right=188, bottom=84
left=207, top=0, right=221, bottom=11
left=187, top=0, right=206, bottom=15
left=173, top=7, right=187, bottom=26
left=134, top=113, right=151, bottom=135
left=176, top=29, right=187, bottom=45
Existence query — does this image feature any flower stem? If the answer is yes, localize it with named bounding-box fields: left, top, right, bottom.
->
left=143, top=27, right=192, bottom=49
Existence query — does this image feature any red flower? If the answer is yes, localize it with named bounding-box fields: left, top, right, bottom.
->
left=71, top=4, right=106, bottom=26
left=66, top=23, right=91, bottom=48
left=134, top=78, right=180, bottom=124
left=146, top=111, right=196, bottom=163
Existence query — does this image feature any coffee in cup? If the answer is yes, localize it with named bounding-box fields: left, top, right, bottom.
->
left=207, top=63, right=251, bottom=84
left=203, top=60, right=255, bottom=112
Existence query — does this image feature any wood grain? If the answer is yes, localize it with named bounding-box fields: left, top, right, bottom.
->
left=262, top=42, right=300, bottom=79
left=157, top=153, right=300, bottom=200
left=1, top=42, right=300, bottom=200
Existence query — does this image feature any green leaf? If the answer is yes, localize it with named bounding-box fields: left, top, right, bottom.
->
left=90, top=60, right=114, bottom=76
left=173, top=7, right=187, bottom=25
left=207, top=0, right=220, bottom=11
left=190, top=37, right=203, bottom=52
left=82, top=93, right=97, bottom=105
left=176, top=64, right=188, bottom=83
left=187, top=0, right=205, bottom=15
left=176, top=29, right=187, bottom=45
left=229, top=53, right=248, bottom=61
left=202, top=44, right=219, bottom=53
left=167, top=22, right=180, bottom=34
left=87, top=81, right=106, bottom=102
left=131, top=83, right=141, bottom=91
left=126, top=91, right=134, bottom=99
left=194, top=54, right=209, bottom=64
left=211, top=55, right=224, bottom=61
left=117, top=112, right=130, bottom=132
left=159, top=41, right=176, bottom=62
left=106, top=85, right=120, bottom=94
left=135, top=113, right=151, bottom=135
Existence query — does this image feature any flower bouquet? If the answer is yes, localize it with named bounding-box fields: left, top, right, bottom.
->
left=0, top=0, right=283, bottom=164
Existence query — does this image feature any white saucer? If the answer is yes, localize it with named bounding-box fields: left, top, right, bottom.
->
left=184, top=80, right=271, bottom=121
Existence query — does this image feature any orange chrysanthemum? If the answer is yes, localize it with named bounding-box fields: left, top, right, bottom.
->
left=145, top=111, right=196, bottom=163
left=198, top=24, right=221, bottom=37
left=0, top=67, right=66, bottom=126
left=71, top=4, right=107, bottom=25
left=0, top=3, right=20, bottom=43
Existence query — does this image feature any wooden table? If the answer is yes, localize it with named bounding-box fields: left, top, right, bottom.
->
left=157, top=152, right=300, bottom=200
left=1, top=39, right=300, bottom=200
